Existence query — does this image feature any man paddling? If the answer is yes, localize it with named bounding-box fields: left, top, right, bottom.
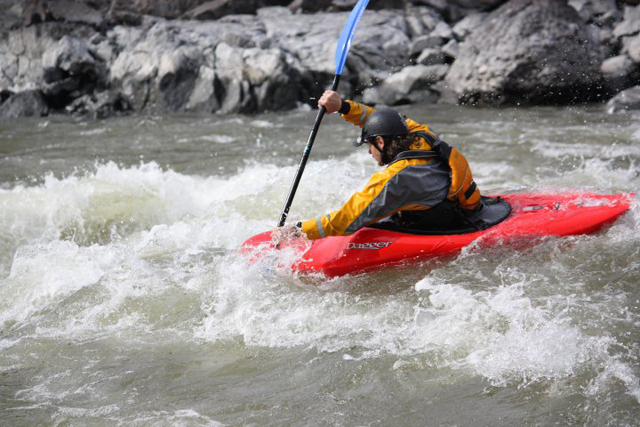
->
left=276, top=90, right=482, bottom=241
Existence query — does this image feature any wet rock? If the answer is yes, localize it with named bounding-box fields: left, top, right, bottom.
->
left=42, top=35, right=107, bottom=109
left=183, top=0, right=259, bottom=20
left=0, top=90, right=49, bottom=118
left=47, top=0, right=103, bottom=27
left=622, top=33, right=640, bottom=62
left=452, top=12, right=487, bottom=41
left=288, top=0, right=333, bottom=13
left=410, top=35, right=444, bottom=56
left=430, top=21, right=453, bottom=40
left=364, top=64, right=447, bottom=105
left=0, top=89, right=12, bottom=105
left=1, top=0, right=23, bottom=31
left=0, top=24, right=69, bottom=92
left=613, top=5, right=640, bottom=38
left=441, top=39, right=459, bottom=59
left=158, top=46, right=203, bottom=111
left=65, top=90, right=131, bottom=118
left=113, top=0, right=208, bottom=20
left=42, top=35, right=96, bottom=75
left=606, top=85, right=640, bottom=113
left=415, top=6, right=444, bottom=31
left=186, top=64, right=221, bottom=113
left=445, top=0, right=604, bottom=105
left=405, top=15, right=427, bottom=38
left=601, top=55, right=639, bottom=92
left=568, top=0, right=620, bottom=25
left=416, top=48, right=445, bottom=65
left=414, top=0, right=507, bottom=22
left=108, top=22, right=215, bottom=112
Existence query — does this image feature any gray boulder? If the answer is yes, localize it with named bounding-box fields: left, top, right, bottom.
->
left=111, top=0, right=210, bottom=20
left=613, top=5, right=640, bottom=38
left=0, top=25, right=61, bottom=92
left=41, top=35, right=107, bottom=109
left=109, top=22, right=214, bottom=113
left=441, top=39, right=459, bottom=59
left=606, top=85, right=640, bottom=113
left=601, top=55, right=638, bottom=92
left=568, top=0, right=620, bottom=26
left=364, top=64, right=447, bottom=105
left=413, top=0, right=507, bottom=22
left=430, top=21, right=453, bottom=40
left=1, top=0, right=23, bottom=31
left=452, top=13, right=487, bottom=41
left=622, top=33, right=640, bottom=62
left=444, top=0, right=604, bottom=105
left=288, top=0, right=333, bottom=13
left=47, top=0, right=103, bottom=27
left=410, top=35, right=444, bottom=56
left=42, top=35, right=96, bottom=74
left=65, top=91, right=131, bottom=119
left=0, top=90, right=49, bottom=118
left=182, top=0, right=262, bottom=20
left=416, top=48, right=446, bottom=65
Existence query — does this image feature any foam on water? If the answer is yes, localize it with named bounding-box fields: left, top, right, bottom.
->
left=1, top=114, right=639, bottom=420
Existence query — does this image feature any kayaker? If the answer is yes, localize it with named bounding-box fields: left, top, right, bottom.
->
left=276, top=90, right=482, bottom=241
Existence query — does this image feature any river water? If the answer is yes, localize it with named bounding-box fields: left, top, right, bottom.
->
left=0, top=103, right=639, bottom=426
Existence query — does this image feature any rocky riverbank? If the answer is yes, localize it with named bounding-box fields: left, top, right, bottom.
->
left=1, top=0, right=640, bottom=119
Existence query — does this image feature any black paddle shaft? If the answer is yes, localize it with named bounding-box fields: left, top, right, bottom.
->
left=278, top=75, right=341, bottom=227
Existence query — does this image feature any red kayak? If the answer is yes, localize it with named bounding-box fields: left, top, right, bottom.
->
left=241, top=192, right=634, bottom=277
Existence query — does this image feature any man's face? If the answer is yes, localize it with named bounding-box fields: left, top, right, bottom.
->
left=367, top=137, right=385, bottom=166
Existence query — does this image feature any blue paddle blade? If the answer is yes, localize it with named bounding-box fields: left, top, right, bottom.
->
left=334, top=0, right=370, bottom=76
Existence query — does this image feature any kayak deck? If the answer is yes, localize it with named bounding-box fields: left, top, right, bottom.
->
left=241, top=192, right=634, bottom=277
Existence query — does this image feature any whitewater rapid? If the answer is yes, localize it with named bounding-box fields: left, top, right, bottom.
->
left=1, top=105, right=639, bottom=425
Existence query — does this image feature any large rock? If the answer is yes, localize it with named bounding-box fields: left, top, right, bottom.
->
left=41, top=35, right=107, bottom=109
left=568, top=0, right=620, bottom=26
left=288, top=0, right=333, bottom=13
left=613, top=5, right=640, bottom=38
left=109, top=23, right=209, bottom=112
left=0, top=90, right=49, bottom=118
left=413, top=0, right=508, bottom=22
left=622, top=33, right=640, bottom=62
left=0, top=25, right=63, bottom=92
left=364, top=64, right=446, bottom=105
left=444, top=0, right=604, bottom=105
left=182, top=0, right=260, bottom=20
left=112, top=0, right=210, bottom=20
left=65, top=90, right=131, bottom=118
left=452, top=12, right=487, bottom=40
left=601, top=55, right=639, bottom=92
left=258, top=8, right=410, bottom=85
left=606, top=85, right=640, bottom=113
left=1, top=0, right=23, bottom=31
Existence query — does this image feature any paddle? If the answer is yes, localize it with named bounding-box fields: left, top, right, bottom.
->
left=277, top=0, right=370, bottom=227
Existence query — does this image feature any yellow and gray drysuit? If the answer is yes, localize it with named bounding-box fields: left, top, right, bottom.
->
left=300, top=100, right=481, bottom=240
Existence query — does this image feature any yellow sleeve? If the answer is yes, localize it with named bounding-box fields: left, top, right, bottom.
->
left=340, top=100, right=375, bottom=129
left=300, top=168, right=399, bottom=240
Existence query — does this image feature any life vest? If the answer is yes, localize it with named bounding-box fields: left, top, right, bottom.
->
left=413, top=131, right=481, bottom=210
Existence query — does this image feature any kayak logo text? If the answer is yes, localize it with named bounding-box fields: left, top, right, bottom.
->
left=346, top=242, right=393, bottom=250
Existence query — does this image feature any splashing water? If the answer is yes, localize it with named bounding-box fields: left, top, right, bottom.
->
left=0, top=105, right=639, bottom=426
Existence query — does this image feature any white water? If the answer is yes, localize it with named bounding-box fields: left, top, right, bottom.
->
left=1, top=106, right=639, bottom=426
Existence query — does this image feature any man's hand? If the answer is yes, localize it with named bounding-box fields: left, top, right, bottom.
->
left=318, top=90, right=342, bottom=114
left=271, top=225, right=303, bottom=246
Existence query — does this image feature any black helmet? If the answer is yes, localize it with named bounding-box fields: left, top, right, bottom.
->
left=354, top=108, right=409, bottom=147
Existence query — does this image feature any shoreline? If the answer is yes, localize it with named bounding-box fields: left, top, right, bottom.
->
left=1, top=0, right=640, bottom=119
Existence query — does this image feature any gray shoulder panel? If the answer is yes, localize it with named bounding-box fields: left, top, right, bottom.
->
left=345, top=160, right=450, bottom=234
